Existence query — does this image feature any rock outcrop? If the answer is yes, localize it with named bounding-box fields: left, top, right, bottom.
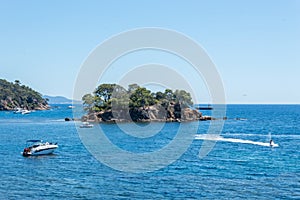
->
left=83, top=103, right=202, bottom=123
left=0, top=98, right=49, bottom=111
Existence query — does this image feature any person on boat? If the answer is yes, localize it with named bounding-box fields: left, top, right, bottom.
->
left=270, top=139, right=274, bottom=146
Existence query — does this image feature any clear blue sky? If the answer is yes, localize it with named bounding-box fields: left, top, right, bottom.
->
left=0, top=0, right=299, bottom=104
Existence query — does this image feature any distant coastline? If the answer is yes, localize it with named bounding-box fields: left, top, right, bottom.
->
left=43, top=95, right=81, bottom=105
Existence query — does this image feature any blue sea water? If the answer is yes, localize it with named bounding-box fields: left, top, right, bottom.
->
left=0, top=104, right=299, bottom=199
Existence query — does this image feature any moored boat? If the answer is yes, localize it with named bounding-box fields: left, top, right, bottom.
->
left=80, top=122, right=94, bottom=128
left=14, top=108, right=22, bottom=114
left=14, top=108, right=31, bottom=114
left=21, top=110, right=31, bottom=115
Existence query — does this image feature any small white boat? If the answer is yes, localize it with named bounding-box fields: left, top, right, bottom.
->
left=14, top=108, right=23, bottom=114
left=22, top=140, right=58, bottom=157
left=68, top=105, right=75, bottom=109
left=21, top=110, right=31, bottom=115
left=80, top=122, right=94, bottom=128
left=14, top=108, right=31, bottom=114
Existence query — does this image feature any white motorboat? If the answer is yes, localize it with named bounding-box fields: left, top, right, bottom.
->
left=14, top=108, right=22, bottom=114
left=22, top=140, right=58, bottom=157
left=80, top=122, right=94, bottom=128
left=14, top=108, right=31, bottom=114
left=21, top=110, right=31, bottom=115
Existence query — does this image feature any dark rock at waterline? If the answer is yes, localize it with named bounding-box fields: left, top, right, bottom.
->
left=129, top=108, right=150, bottom=121
left=65, top=117, right=71, bottom=121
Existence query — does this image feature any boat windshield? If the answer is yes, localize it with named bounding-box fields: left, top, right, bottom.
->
left=26, top=140, right=42, bottom=143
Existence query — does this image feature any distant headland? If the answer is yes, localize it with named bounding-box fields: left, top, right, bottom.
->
left=81, top=83, right=202, bottom=123
left=0, top=79, right=49, bottom=111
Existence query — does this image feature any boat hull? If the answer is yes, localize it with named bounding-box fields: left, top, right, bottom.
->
left=80, top=125, right=93, bottom=128
left=22, top=144, right=58, bottom=157
left=31, top=148, right=56, bottom=156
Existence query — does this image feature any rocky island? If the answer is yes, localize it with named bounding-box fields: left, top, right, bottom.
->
left=81, top=83, right=202, bottom=123
left=0, top=79, right=49, bottom=111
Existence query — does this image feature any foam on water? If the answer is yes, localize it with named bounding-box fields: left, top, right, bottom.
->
left=195, top=134, right=279, bottom=147
left=223, top=133, right=300, bottom=138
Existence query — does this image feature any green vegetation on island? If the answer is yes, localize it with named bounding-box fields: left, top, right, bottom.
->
left=82, top=83, right=202, bottom=122
left=0, top=79, right=49, bottom=111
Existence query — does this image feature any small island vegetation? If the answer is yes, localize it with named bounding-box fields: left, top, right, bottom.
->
left=0, top=79, right=49, bottom=111
left=82, top=83, right=202, bottom=122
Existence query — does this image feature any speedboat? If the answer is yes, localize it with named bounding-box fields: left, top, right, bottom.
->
left=22, top=140, right=58, bottom=157
left=80, top=122, right=94, bottom=128
left=270, top=140, right=275, bottom=147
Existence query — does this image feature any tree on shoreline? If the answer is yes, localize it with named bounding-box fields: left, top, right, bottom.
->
left=82, top=83, right=193, bottom=113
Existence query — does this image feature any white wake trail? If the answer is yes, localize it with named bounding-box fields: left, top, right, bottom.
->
left=195, top=134, right=279, bottom=147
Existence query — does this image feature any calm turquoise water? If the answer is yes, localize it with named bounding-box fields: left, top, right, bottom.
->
left=0, top=105, right=299, bottom=199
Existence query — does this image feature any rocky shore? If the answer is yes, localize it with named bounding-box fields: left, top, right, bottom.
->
left=0, top=99, right=50, bottom=111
